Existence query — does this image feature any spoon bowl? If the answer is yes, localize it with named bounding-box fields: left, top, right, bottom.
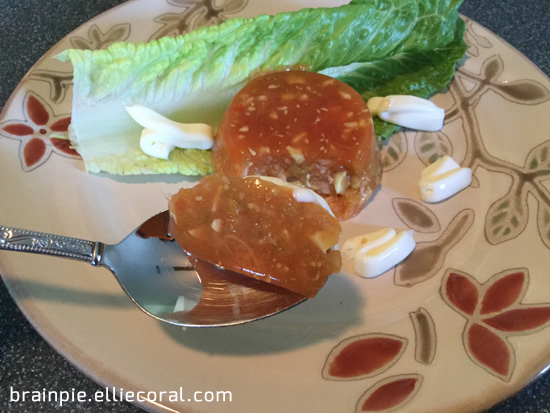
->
left=0, top=211, right=305, bottom=327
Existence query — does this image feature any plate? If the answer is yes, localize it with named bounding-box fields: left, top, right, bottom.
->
left=1, top=1, right=550, bottom=412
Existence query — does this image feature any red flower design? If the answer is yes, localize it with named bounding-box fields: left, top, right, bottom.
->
left=323, top=334, right=423, bottom=412
left=1, top=91, right=79, bottom=171
left=322, top=333, right=408, bottom=381
left=356, top=374, right=423, bottom=412
left=442, top=268, right=550, bottom=381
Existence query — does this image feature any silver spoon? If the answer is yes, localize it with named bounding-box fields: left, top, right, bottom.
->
left=0, top=211, right=305, bottom=327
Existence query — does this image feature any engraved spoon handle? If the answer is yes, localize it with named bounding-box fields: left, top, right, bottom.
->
left=0, top=226, right=103, bottom=265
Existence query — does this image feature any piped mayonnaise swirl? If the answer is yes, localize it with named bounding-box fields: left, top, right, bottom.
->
left=367, top=95, right=445, bottom=132
left=419, top=156, right=472, bottom=203
left=252, top=175, right=335, bottom=217
left=125, top=105, right=214, bottom=159
left=343, top=228, right=415, bottom=278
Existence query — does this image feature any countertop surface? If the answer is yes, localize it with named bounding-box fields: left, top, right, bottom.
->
left=1, top=0, right=549, bottom=412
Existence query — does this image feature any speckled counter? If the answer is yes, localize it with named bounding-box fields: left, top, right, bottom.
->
left=1, top=1, right=549, bottom=412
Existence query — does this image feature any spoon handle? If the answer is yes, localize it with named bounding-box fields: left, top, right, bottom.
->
left=0, top=226, right=103, bottom=265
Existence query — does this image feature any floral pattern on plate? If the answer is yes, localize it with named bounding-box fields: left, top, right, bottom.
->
left=443, top=269, right=550, bottom=382
left=150, top=0, right=248, bottom=39
left=0, top=91, right=76, bottom=170
left=322, top=16, right=550, bottom=413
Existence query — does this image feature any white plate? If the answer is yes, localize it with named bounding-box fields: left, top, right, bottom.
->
left=1, top=1, right=550, bottom=412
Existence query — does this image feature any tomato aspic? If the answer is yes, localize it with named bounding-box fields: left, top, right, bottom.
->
left=211, top=69, right=381, bottom=220
left=168, top=173, right=342, bottom=298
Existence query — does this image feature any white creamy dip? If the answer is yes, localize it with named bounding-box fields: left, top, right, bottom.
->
left=419, top=156, right=472, bottom=203
left=125, top=105, right=214, bottom=159
left=342, top=228, right=416, bottom=278
left=367, top=95, right=445, bottom=131
left=253, top=176, right=335, bottom=217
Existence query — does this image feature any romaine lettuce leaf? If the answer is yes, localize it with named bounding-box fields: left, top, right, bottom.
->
left=57, top=0, right=466, bottom=175
left=322, top=12, right=468, bottom=140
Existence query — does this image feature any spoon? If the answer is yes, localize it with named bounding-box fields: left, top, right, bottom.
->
left=0, top=211, right=305, bottom=327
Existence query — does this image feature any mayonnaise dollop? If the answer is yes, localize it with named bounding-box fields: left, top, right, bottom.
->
left=253, top=176, right=335, bottom=217
left=125, top=105, right=214, bottom=159
left=367, top=95, right=445, bottom=132
left=419, top=156, right=472, bottom=203
left=252, top=176, right=338, bottom=253
left=342, top=228, right=415, bottom=278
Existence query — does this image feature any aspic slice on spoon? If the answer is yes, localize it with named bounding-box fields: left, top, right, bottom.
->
left=0, top=210, right=305, bottom=328
left=168, top=173, right=343, bottom=298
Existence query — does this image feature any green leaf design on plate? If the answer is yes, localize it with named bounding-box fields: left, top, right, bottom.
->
left=381, top=133, right=407, bottom=171
left=526, top=141, right=550, bottom=176
left=486, top=180, right=528, bottom=244
left=537, top=203, right=550, bottom=250
left=414, top=130, right=453, bottom=165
